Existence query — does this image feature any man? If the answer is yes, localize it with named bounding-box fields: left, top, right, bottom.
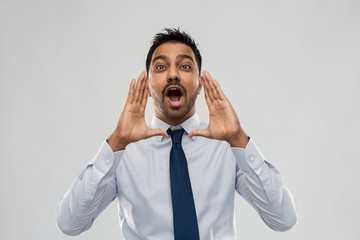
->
left=56, top=28, right=298, bottom=239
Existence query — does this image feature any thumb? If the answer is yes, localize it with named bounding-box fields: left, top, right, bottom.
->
left=188, top=128, right=210, bottom=138
left=146, top=128, right=168, bottom=138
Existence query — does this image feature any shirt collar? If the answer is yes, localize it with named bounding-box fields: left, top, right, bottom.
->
left=150, top=112, right=202, bottom=142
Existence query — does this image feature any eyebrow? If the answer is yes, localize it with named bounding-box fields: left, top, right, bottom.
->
left=177, top=54, right=194, bottom=63
left=152, top=54, right=194, bottom=65
left=152, top=55, right=167, bottom=64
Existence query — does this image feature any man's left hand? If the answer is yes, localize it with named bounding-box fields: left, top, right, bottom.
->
left=188, top=70, right=249, bottom=148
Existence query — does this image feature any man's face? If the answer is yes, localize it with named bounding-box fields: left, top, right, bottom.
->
left=148, top=42, right=201, bottom=124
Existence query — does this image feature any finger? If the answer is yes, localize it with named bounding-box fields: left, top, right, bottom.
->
left=204, top=78, right=211, bottom=106
left=204, top=71, right=218, bottom=101
left=146, top=128, right=168, bottom=138
left=213, top=79, right=226, bottom=100
left=141, top=82, right=150, bottom=107
left=137, top=71, right=147, bottom=102
left=127, top=78, right=136, bottom=104
left=140, top=74, right=149, bottom=106
left=201, top=77, right=211, bottom=106
left=202, top=71, right=215, bottom=102
left=188, top=128, right=210, bottom=138
left=133, top=71, right=146, bottom=102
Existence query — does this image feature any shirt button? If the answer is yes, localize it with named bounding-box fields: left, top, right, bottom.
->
left=105, top=159, right=110, bottom=165
left=249, top=156, right=255, bottom=162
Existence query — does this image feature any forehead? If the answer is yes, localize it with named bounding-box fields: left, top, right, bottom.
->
left=151, top=42, right=195, bottom=61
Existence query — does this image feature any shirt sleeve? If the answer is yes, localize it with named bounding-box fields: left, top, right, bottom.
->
left=232, top=138, right=298, bottom=231
left=56, top=140, right=124, bottom=236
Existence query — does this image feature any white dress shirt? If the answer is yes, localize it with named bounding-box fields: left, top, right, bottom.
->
left=56, top=113, right=298, bottom=239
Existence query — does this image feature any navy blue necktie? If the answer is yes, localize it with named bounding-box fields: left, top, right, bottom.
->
left=167, top=128, right=200, bottom=240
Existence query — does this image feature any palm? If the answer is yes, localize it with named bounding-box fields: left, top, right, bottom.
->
left=119, top=103, right=147, bottom=143
left=207, top=103, right=240, bottom=141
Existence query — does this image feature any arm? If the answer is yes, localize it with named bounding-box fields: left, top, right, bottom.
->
left=56, top=71, right=167, bottom=235
left=189, top=70, right=298, bottom=231
left=233, top=139, right=298, bottom=231
left=56, top=142, right=122, bottom=235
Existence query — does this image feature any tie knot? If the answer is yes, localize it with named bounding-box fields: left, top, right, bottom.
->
left=167, top=128, right=185, bottom=144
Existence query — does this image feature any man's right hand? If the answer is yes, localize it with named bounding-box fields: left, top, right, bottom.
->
left=107, top=71, right=168, bottom=152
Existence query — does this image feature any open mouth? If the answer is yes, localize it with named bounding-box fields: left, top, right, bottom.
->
left=166, top=86, right=184, bottom=107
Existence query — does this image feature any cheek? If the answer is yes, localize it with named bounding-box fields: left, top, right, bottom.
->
left=180, top=73, right=199, bottom=90
left=189, top=79, right=200, bottom=93
left=149, top=80, right=164, bottom=96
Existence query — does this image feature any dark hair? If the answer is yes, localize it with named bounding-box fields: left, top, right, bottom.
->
left=146, top=28, right=202, bottom=75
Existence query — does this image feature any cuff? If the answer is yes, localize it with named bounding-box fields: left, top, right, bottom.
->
left=231, top=137, right=266, bottom=172
left=89, top=140, right=124, bottom=175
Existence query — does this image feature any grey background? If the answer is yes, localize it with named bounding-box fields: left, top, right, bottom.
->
left=1, top=0, right=359, bottom=239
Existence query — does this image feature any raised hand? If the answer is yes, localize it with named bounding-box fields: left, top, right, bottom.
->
left=107, top=71, right=168, bottom=151
left=188, top=71, right=249, bottom=148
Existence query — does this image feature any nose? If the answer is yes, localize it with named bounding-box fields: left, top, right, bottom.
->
left=168, top=65, right=179, bottom=82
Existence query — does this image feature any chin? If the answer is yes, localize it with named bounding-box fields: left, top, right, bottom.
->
left=164, top=110, right=188, bottom=120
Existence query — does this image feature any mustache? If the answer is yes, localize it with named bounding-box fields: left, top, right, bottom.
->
left=161, top=81, right=187, bottom=96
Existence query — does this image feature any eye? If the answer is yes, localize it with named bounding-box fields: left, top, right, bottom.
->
left=155, top=65, right=166, bottom=71
left=181, top=64, right=191, bottom=70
